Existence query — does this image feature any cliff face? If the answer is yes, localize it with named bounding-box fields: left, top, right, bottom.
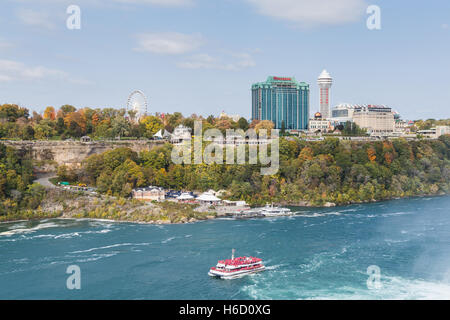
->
left=2, top=140, right=164, bottom=171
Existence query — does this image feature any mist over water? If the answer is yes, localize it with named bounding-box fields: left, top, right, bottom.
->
left=0, top=196, right=449, bottom=299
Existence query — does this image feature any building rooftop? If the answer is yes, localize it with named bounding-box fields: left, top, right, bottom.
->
left=354, top=105, right=392, bottom=113
left=252, top=76, right=309, bottom=89
left=197, top=192, right=221, bottom=202
left=133, top=186, right=165, bottom=192
left=318, top=69, right=332, bottom=79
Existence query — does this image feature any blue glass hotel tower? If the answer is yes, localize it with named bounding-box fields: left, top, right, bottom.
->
left=251, top=76, right=309, bottom=130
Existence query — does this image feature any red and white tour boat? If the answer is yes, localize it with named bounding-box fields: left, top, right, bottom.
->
left=208, top=249, right=265, bottom=279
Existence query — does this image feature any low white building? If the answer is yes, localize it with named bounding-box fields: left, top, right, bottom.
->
left=309, top=112, right=332, bottom=133
left=309, top=119, right=332, bottom=133
left=170, top=125, right=192, bottom=144
left=132, top=186, right=166, bottom=201
left=176, top=192, right=195, bottom=202
left=436, top=126, right=450, bottom=138
left=197, top=192, right=221, bottom=204
left=417, top=126, right=450, bottom=139
left=330, top=103, right=357, bottom=124
left=394, top=120, right=411, bottom=133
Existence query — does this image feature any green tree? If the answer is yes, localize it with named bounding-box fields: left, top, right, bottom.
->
left=140, top=116, right=163, bottom=138
left=237, top=117, right=249, bottom=131
left=111, top=116, right=131, bottom=139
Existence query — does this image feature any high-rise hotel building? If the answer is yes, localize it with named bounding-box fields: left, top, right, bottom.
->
left=317, top=70, right=333, bottom=119
left=251, top=76, right=309, bottom=130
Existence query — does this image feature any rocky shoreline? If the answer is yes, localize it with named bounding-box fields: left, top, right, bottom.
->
left=275, top=192, right=447, bottom=209
left=1, top=188, right=447, bottom=225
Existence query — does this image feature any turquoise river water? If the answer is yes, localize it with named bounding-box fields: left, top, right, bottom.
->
left=0, top=196, right=449, bottom=299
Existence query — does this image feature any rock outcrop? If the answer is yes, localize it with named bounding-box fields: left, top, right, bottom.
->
left=3, top=140, right=164, bottom=171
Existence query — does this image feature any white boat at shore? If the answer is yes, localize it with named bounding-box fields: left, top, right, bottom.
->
left=257, top=203, right=293, bottom=217
left=230, top=204, right=293, bottom=218
left=231, top=210, right=265, bottom=219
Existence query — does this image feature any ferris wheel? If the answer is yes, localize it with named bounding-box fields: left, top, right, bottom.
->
left=127, top=90, right=148, bottom=119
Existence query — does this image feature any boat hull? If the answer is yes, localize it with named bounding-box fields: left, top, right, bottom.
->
left=232, top=211, right=265, bottom=219
left=261, top=212, right=293, bottom=217
left=208, top=266, right=265, bottom=279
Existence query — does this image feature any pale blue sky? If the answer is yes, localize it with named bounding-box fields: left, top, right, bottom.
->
left=1, top=0, right=449, bottom=120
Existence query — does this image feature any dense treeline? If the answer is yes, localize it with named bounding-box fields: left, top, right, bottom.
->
left=0, top=143, right=48, bottom=218
left=60, top=135, right=450, bottom=206
left=413, top=119, right=450, bottom=131
left=0, top=103, right=262, bottom=140
left=4, top=103, right=448, bottom=141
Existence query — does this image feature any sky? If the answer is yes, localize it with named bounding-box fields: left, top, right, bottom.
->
left=0, top=0, right=449, bottom=120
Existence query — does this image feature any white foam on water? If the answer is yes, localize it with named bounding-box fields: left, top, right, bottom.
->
left=69, top=242, right=150, bottom=254
left=83, top=229, right=112, bottom=235
left=10, top=258, right=29, bottom=264
left=0, top=225, right=113, bottom=240
left=242, top=272, right=450, bottom=300
left=384, top=238, right=409, bottom=244
left=35, top=222, right=63, bottom=229
left=307, top=276, right=450, bottom=300
left=85, top=218, right=117, bottom=225
left=264, top=264, right=285, bottom=271
left=339, top=208, right=359, bottom=213
left=299, top=211, right=342, bottom=218
left=0, top=229, right=29, bottom=236
left=29, top=234, right=55, bottom=239
left=257, top=232, right=266, bottom=239
left=381, top=211, right=413, bottom=218
left=7, top=223, right=27, bottom=230
left=0, top=222, right=59, bottom=236
left=54, top=232, right=81, bottom=239
left=297, top=246, right=349, bottom=274
left=74, top=252, right=119, bottom=263
left=0, top=222, right=60, bottom=237
left=162, top=237, right=176, bottom=244
left=242, top=255, right=450, bottom=301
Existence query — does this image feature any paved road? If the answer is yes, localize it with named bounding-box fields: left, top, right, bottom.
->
left=34, top=174, right=57, bottom=188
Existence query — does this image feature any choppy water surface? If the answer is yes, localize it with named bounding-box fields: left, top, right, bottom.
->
left=0, top=196, right=449, bottom=299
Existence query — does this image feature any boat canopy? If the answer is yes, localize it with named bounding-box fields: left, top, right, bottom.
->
left=177, top=193, right=194, bottom=200
left=197, top=192, right=221, bottom=202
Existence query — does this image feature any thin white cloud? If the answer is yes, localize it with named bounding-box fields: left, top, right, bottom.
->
left=0, top=39, right=14, bottom=50
left=231, top=53, right=256, bottom=68
left=134, top=32, right=204, bottom=55
left=0, top=59, right=64, bottom=81
left=177, top=52, right=256, bottom=71
left=0, top=59, right=91, bottom=84
left=177, top=54, right=217, bottom=69
left=442, top=24, right=449, bottom=30
left=246, top=0, right=367, bottom=27
left=16, top=8, right=56, bottom=29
